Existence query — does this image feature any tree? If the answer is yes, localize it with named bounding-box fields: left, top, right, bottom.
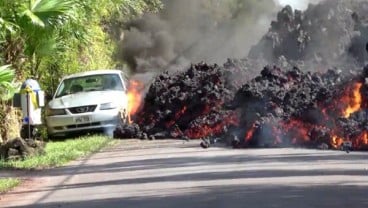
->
left=0, top=0, right=163, bottom=141
left=17, top=0, right=75, bottom=76
left=0, top=0, right=76, bottom=78
left=0, top=64, right=18, bottom=142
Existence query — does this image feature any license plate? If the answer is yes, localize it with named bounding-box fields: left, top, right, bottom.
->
left=74, top=116, right=91, bottom=123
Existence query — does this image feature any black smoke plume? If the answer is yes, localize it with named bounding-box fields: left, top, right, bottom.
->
left=117, top=0, right=279, bottom=76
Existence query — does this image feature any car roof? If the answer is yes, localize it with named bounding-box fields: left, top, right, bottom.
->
left=63, top=69, right=123, bottom=80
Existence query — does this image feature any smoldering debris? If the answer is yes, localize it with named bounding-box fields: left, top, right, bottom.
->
left=115, top=60, right=368, bottom=151
left=249, top=0, right=368, bottom=69
left=229, top=65, right=363, bottom=149
left=114, top=0, right=368, bottom=151
left=115, top=62, right=242, bottom=140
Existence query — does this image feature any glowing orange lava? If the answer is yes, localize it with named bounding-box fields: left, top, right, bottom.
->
left=342, top=83, right=363, bottom=118
left=357, top=131, right=368, bottom=147
left=282, top=120, right=310, bottom=142
left=165, top=106, right=188, bottom=128
left=363, top=132, right=368, bottom=145
left=245, top=124, right=257, bottom=142
left=185, top=113, right=239, bottom=139
left=127, top=80, right=144, bottom=123
left=331, top=135, right=344, bottom=149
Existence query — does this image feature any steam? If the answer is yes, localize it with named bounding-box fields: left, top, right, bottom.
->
left=118, top=0, right=280, bottom=77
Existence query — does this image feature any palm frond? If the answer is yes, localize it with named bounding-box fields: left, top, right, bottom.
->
left=35, top=36, right=58, bottom=57
left=0, top=65, right=15, bottom=84
left=0, top=17, right=19, bottom=38
left=21, top=0, right=75, bottom=27
left=22, top=9, right=45, bottom=27
left=0, top=65, right=18, bottom=101
left=31, top=0, right=74, bottom=14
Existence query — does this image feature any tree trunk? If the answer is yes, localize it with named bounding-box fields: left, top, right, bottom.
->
left=0, top=101, right=21, bottom=142
left=0, top=137, right=45, bottom=160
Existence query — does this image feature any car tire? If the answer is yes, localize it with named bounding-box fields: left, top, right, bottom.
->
left=47, top=134, right=56, bottom=141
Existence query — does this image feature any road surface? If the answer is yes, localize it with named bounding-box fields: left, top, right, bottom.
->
left=1, top=139, right=368, bottom=208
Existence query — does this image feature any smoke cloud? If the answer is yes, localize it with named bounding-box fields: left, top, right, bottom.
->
left=118, top=0, right=283, bottom=76
left=116, top=0, right=335, bottom=89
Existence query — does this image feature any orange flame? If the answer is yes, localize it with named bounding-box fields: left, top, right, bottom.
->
left=331, top=135, right=344, bottom=149
left=127, top=80, right=144, bottom=123
left=245, top=124, right=257, bottom=142
left=356, top=132, right=368, bottom=148
left=362, top=132, right=368, bottom=145
left=342, top=83, right=362, bottom=118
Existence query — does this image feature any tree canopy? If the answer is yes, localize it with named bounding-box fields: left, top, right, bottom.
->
left=0, top=0, right=162, bottom=85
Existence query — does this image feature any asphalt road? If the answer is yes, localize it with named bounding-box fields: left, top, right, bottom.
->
left=1, top=139, right=368, bottom=208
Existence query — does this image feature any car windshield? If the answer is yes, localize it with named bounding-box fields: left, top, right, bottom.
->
left=55, top=74, right=124, bottom=98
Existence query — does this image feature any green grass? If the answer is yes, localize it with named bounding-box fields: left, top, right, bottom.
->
left=0, top=135, right=114, bottom=169
left=0, top=178, right=21, bottom=193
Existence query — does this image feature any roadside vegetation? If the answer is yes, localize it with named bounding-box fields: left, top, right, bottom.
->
left=0, top=0, right=162, bottom=141
left=0, top=135, right=114, bottom=169
left=0, top=178, right=21, bottom=193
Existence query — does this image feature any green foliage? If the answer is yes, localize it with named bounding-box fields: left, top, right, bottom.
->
left=21, top=0, right=73, bottom=27
left=18, top=0, right=75, bottom=75
left=119, top=0, right=163, bottom=16
left=0, top=65, right=14, bottom=84
left=0, top=65, right=18, bottom=101
left=0, top=178, right=20, bottom=193
left=0, top=135, right=114, bottom=169
left=0, top=0, right=163, bottom=85
left=35, top=0, right=163, bottom=91
left=0, top=0, right=163, bottom=140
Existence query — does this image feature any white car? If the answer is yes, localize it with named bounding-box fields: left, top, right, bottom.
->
left=46, top=70, right=129, bottom=138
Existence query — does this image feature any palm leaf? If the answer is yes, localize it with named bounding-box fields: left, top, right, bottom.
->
left=0, top=65, right=15, bottom=84
left=0, top=65, right=18, bottom=101
left=22, top=9, right=45, bottom=27
left=0, top=82, right=18, bottom=101
left=35, top=36, right=58, bottom=57
left=31, top=0, right=74, bottom=14
left=21, top=0, right=75, bottom=28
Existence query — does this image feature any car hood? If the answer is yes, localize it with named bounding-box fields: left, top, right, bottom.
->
left=48, top=91, right=127, bottom=109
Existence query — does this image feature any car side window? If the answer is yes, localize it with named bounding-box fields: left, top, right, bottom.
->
left=102, top=74, right=124, bottom=91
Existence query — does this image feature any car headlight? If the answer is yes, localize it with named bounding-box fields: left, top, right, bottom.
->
left=100, top=102, right=118, bottom=110
left=47, top=108, right=66, bottom=116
